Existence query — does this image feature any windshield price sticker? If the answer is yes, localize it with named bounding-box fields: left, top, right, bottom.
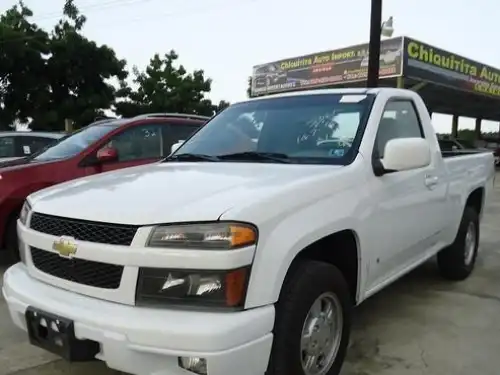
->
left=339, top=95, right=367, bottom=103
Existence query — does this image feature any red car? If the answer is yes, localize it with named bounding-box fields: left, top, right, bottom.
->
left=1, top=113, right=209, bottom=260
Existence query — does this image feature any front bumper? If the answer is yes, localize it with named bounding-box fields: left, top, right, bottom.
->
left=3, top=264, right=274, bottom=375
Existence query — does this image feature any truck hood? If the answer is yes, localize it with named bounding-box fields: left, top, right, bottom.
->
left=30, top=162, right=341, bottom=225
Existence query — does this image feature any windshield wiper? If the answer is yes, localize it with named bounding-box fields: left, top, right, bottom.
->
left=164, top=153, right=221, bottom=162
left=218, top=151, right=292, bottom=163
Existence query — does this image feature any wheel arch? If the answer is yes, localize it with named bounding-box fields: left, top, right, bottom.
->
left=466, top=187, right=484, bottom=216
left=244, top=227, right=363, bottom=309
left=285, top=229, right=362, bottom=305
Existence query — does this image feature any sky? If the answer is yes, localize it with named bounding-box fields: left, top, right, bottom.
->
left=2, top=0, right=500, bottom=134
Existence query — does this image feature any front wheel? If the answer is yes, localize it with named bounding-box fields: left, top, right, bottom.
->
left=267, top=260, right=352, bottom=375
left=437, top=206, right=479, bottom=281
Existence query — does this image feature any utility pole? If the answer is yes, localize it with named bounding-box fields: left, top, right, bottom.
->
left=367, top=0, right=383, bottom=88
left=64, top=118, right=74, bottom=133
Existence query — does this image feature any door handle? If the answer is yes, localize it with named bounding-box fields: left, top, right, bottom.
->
left=425, top=175, right=439, bottom=188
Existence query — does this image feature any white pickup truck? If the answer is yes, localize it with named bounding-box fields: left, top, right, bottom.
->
left=4, top=88, right=495, bottom=375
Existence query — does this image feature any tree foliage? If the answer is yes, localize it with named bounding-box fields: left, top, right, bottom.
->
left=0, top=0, right=128, bottom=130
left=44, top=0, right=128, bottom=129
left=0, top=1, right=230, bottom=131
left=0, top=2, right=50, bottom=128
left=115, top=51, right=229, bottom=118
left=247, top=76, right=253, bottom=97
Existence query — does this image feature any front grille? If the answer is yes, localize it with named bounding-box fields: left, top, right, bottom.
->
left=30, top=247, right=123, bottom=289
left=30, top=213, right=138, bottom=246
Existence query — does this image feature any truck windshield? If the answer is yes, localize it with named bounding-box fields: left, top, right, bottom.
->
left=173, top=93, right=374, bottom=165
left=33, top=124, right=119, bottom=161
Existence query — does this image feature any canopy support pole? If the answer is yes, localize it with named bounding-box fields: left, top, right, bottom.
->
left=475, top=118, right=482, bottom=142
left=396, top=76, right=404, bottom=89
left=452, top=115, right=459, bottom=138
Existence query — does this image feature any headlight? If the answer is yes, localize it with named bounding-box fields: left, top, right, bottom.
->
left=136, top=267, right=249, bottom=309
left=147, top=222, right=257, bottom=249
left=19, top=200, right=32, bottom=226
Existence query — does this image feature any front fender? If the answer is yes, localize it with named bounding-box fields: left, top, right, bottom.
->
left=241, top=187, right=368, bottom=309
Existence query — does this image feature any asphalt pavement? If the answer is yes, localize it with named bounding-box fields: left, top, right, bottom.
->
left=1, top=177, right=500, bottom=375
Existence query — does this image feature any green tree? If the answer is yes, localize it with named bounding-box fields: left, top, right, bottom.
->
left=41, top=0, right=128, bottom=130
left=247, top=76, right=253, bottom=97
left=115, top=50, right=225, bottom=117
left=215, top=100, right=230, bottom=113
left=0, top=1, right=50, bottom=129
left=0, top=0, right=128, bottom=131
left=456, top=129, right=475, bottom=142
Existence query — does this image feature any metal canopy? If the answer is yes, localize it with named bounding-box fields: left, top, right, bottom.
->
left=251, top=36, right=500, bottom=121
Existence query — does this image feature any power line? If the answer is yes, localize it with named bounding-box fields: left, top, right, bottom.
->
left=0, top=0, right=260, bottom=45
left=30, top=0, right=159, bottom=23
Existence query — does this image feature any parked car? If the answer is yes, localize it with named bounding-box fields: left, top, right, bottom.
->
left=4, top=88, right=494, bottom=375
left=0, top=131, right=64, bottom=161
left=0, top=113, right=209, bottom=260
left=438, top=138, right=496, bottom=167
left=437, top=137, right=466, bottom=151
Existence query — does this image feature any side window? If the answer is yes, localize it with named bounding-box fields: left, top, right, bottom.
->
left=375, top=100, right=424, bottom=158
left=16, top=136, right=57, bottom=156
left=162, top=123, right=203, bottom=154
left=106, top=124, right=163, bottom=162
left=0, top=137, right=15, bottom=157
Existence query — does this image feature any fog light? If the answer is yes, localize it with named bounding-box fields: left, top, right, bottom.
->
left=178, top=356, right=207, bottom=374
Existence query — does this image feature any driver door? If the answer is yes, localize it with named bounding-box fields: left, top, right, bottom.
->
left=364, top=99, right=447, bottom=291
left=98, top=123, right=164, bottom=173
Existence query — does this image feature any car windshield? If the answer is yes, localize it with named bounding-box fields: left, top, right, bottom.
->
left=172, top=93, right=374, bottom=165
left=33, top=124, right=119, bottom=161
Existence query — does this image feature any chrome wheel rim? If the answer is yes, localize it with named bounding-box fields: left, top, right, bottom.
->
left=300, top=292, right=343, bottom=375
left=464, top=222, right=477, bottom=266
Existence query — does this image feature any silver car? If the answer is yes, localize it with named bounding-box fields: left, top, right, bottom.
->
left=0, top=131, right=65, bottom=161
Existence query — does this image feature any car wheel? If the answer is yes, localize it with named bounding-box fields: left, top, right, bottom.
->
left=437, top=206, right=479, bottom=281
left=267, top=260, right=352, bottom=375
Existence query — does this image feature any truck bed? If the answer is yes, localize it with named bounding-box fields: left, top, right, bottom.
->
left=441, top=149, right=494, bottom=158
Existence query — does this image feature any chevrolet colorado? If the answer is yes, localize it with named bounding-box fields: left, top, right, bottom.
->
left=3, top=88, right=495, bottom=375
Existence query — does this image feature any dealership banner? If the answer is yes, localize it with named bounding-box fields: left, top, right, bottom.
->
left=404, top=37, right=500, bottom=98
left=251, top=37, right=403, bottom=96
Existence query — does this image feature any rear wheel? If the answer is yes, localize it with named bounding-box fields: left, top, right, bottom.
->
left=267, top=260, right=352, bottom=375
left=437, top=207, right=479, bottom=280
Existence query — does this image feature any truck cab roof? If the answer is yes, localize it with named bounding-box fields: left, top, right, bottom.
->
left=241, top=87, right=417, bottom=103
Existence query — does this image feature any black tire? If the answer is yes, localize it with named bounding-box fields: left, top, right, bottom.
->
left=5, top=213, right=21, bottom=263
left=437, top=206, right=479, bottom=281
left=267, top=260, right=352, bottom=375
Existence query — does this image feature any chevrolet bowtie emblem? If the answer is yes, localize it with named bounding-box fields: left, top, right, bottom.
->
left=52, top=237, right=78, bottom=258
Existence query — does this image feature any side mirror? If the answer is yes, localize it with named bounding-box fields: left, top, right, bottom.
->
left=171, top=140, right=185, bottom=154
left=381, top=138, right=431, bottom=172
left=96, top=146, right=118, bottom=163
